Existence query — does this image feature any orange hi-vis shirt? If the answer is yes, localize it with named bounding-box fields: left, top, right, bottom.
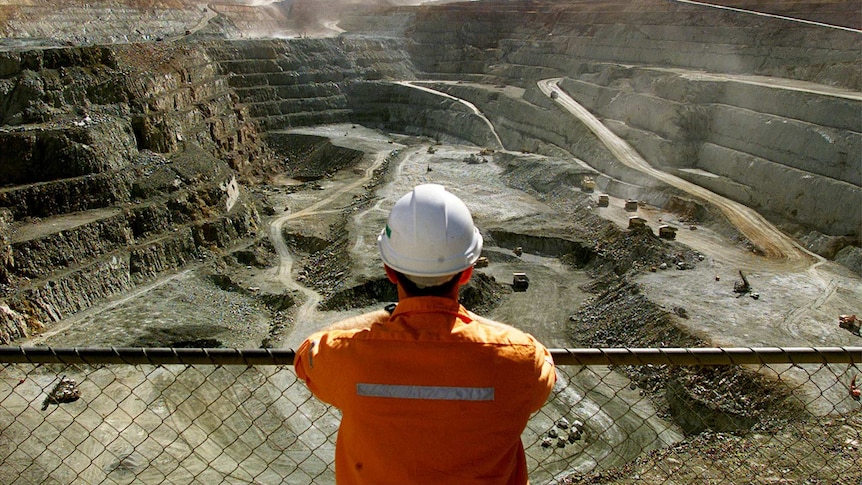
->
left=294, top=296, right=556, bottom=485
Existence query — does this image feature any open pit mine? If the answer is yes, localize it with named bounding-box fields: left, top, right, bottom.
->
left=0, top=0, right=860, bottom=483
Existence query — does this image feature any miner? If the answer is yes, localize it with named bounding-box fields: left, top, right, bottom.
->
left=295, top=183, right=556, bottom=484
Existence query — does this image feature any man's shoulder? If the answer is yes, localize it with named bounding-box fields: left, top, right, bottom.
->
left=311, top=309, right=391, bottom=338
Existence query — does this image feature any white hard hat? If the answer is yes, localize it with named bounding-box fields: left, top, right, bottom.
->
left=378, top=184, right=483, bottom=279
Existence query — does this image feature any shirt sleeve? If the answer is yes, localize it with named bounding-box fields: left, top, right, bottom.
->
left=530, top=339, right=557, bottom=413
left=294, top=331, right=343, bottom=406
left=293, top=311, right=388, bottom=407
left=293, top=310, right=389, bottom=406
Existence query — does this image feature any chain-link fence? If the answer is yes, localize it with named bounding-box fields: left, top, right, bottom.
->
left=1, top=347, right=860, bottom=484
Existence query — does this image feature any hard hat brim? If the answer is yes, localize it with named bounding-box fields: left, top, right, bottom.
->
left=377, top=227, right=483, bottom=278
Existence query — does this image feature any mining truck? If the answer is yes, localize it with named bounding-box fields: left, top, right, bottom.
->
left=624, top=199, right=639, bottom=211
left=597, top=194, right=609, bottom=207
left=628, top=216, right=647, bottom=229
left=581, top=176, right=596, bottom=192
left=658, top=225, right=677, bottom=240
left=839, top=314, right=860, bottom=334
left=512, top=273, right=529, bottom=291
left=474, top=256, right=489, bottom=268
left=733, top=271, right=751, bottom=295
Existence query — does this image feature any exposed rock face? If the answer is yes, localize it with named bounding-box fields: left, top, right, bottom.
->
left=0, top=118, right=137, bottom=184
left=0, top=2, right=212, bottom=47
left=267, top=133, right=364, bottom=181
left=0, top=209, right=13, bottom=285
left=0, top=43, right=269, bottom=342
left=206, top=37, right=417, bottom=131
left=552, top=73, right=861, bottom=236
left=348, top=82, right=501, bottom=147
left=398, top=1, right=861, bottom=90
left=0, top=44, right=270, bottom=174
left=0, top=303, right=40, bottom=344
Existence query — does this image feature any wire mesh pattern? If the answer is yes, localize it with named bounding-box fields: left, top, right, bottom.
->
left=1, top=347, right=860, bottom=484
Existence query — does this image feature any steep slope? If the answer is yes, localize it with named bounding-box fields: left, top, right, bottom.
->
left=0, top=44, right=272, bottom=342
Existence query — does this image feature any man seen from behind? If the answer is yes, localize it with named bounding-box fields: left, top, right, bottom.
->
left=294, top=183, right=557, bottom=484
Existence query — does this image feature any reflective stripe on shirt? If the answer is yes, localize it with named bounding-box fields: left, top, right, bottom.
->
left=357, top=383, right=495, bottom=401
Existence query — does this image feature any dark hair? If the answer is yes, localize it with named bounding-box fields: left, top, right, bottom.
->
left=394, top=271, right=463, bottom=297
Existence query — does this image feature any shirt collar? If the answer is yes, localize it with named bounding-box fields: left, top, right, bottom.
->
left=389, top=296, right=473, bottom=324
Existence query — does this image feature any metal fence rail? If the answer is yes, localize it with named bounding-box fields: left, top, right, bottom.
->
left=2, top=346, right=859, bottom=365
left=1, top=347, right=860, bottom=484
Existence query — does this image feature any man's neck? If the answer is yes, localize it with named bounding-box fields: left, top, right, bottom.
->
left=397, top=284, right=461, bottom=302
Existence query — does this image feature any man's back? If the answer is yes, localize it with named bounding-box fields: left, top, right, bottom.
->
left=294, top=296, right=556, bottom=484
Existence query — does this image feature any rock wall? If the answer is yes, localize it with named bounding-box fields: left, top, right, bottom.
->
left=10, top=211, right=132, bottom=280
left=266, top=133, right=364, bottom=181
left=0, top=44, right=270, bottom=177
left=207, top=37, right=416, bottom=131
left=401, top=1, right=862, bottom=90
left=0, top=44, right=268, bottom=342
left=0, top=172, right=261, bottom=341
left=0, top=117, right=138, bottom=185
left=199, top=2, right=861, bottom=242
left=0, top=171, right=134, bottom=220
left=348, top=82, right=500, bottom=147
left=0, top=2, right=210, bottom=47
left=0, top=209, right=12, bottom=286
left=556, top=68, right=862, bottom=237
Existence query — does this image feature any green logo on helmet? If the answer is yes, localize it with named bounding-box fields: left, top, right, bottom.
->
left=385, top=224, right=391, bottom=238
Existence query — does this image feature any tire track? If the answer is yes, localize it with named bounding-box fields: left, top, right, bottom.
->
left=269, top=149, right=392, bottom=346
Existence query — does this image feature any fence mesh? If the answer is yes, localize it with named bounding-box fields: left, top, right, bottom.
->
left=1, top=347, right=860, bottom=484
